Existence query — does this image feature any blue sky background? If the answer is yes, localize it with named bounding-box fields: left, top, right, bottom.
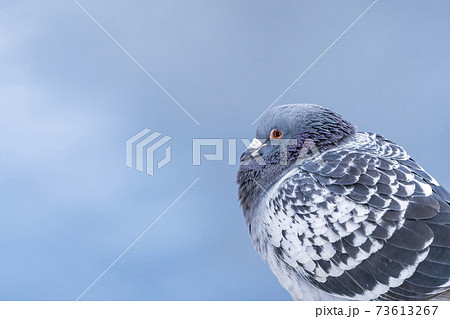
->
left=1, top=0, right=449, bottom=300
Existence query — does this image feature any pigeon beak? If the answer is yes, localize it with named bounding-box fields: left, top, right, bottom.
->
left=240, top=138, right=267, bottom=162
left=247, top=138, right=265, bottom=151
left=245, top=138, right=267, bottom=158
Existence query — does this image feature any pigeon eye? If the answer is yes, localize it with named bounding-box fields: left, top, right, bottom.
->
left=270, top=129, right=283, bottom=140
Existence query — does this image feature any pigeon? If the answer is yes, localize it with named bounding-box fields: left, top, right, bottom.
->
left=237, top=104, right=450, bottom=301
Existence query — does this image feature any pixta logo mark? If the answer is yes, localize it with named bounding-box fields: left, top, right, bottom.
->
left=126, top=129, right=172, bottom=176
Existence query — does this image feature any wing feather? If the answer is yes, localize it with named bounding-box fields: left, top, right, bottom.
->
left=260, top=133, right=450, bottom=300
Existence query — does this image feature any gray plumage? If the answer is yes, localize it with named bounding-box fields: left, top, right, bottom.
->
left=237, top=104, right=450, bottom=300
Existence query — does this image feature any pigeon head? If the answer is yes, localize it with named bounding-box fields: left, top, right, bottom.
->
left=237, top=104, right=355, bottom=220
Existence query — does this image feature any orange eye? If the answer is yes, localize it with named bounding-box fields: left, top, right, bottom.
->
left=270, top=129, right=283, bottom=140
